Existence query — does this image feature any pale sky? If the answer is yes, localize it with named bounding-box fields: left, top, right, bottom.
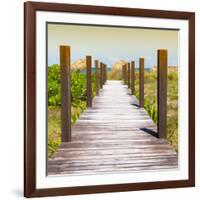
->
left=47, top=23, right=178, bottom=68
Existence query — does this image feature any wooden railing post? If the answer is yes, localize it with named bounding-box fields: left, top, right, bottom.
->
left=131, top=61, right=135, bottom=95
left=139, top=58, right=144, bottom=107
left=127, top=62, right=130, bottom=88
left=95, top=60, right=99, bottom=95
left=60, top=45, right=71, bottom=142
left=105, top=64, right=107, bottom=82
left=158, top=49, right=168, bottom=138
left=100, top=62, right=103, bottom=88
left=124, top=64, right=127, bottom=85
left=86, top=55, right=92, bottom=107
left=103, top=64, right=106, bottom=84
left=102, top=63, right=105, bottom=85
left=122, top=65, right=125, bottom=83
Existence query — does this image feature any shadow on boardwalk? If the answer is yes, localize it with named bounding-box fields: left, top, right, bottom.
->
left=48, top=80, right=178, bottom=175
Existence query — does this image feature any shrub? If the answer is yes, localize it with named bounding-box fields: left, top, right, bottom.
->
left=168, top=72, right=178, bottom=81
left=48, top=65, right=95, bottom=108
left=48, top=64, right=61, bottom=107
left=70, top=71, right=87, bottom=107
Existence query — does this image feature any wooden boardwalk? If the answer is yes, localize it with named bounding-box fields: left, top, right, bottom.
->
left=48, top=80, right=178, bottom=175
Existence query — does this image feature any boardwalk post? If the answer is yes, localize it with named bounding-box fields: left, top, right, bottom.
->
left=158, top=49, right=168, bottom=138
left=131, top=61, right=135, bottom=95
left=102, top=63, right=105, bottom=85
left=139, top=58, right=144, bottom=107
left=86, top=56, right=92, bottom=107
left=122, top=65, right=125, bottom=83
left=103, top=64, right=106, bottom=84
left=124, top=64, right=127, bottom=85
left=95, top=60, right=99, bottom=95
left=127, top=62, right=130, bottom=88
left=105, top=64, right=107, bottom=82
left=103, top=63, right=106, bottom=84
left=60, top=45, right=71, bottom=142
left=123, top=64, right=126, bottom=84
left=100, top=62, right=103, bottom=88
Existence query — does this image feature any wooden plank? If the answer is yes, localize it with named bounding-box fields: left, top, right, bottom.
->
left=52, top=150, right=176, bottom=161
left=50, top=153, right=177, bottom=161
left=49, top=156, right=178, bottom=166
left=127, top=62, right=130, bottom=88
left=95, top=60, right=99, bottom=95
left=139, top=58, right=144, bottom=107
left=50, top=152, right=177, bottom=163
left=67, top=130, right=158, bottom=136
left=86, top=55, right=92, bottom=107
left=131, top=61, right=135, bottom=95
left=48, top=160, right=178, bottom=171
left=59, top=141, right=171, bottom=148
left=60, top=45, right=71, bottom=142
left=55, top=146, right=174, bottom=154
left=49, top=159, right=178, bottom=170
left=79, top=115, right=153, bottom=120
left=157, top=49, right=168, bottom=138
left=48, top=165, right=178, bottom=175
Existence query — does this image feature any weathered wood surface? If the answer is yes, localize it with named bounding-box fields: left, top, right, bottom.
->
left=158, top=49, right=168, bottom=138
left=48, top=80, right=177, bottom=175
left=86, top=56, right=92, bottom=107
left=95, top=60, right=99, bottom=96
left=127, top=62, right=130, bottom=88
left=60, top=45, right=71, bottom=142
left=131, top=61, right=135, bottom=95
left=100, top=62, right=103, bottom=88
left=139, top=58, right=144, bottom=107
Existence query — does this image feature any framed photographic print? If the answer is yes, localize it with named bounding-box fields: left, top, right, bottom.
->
left=24, top=1, right=195, bottom=198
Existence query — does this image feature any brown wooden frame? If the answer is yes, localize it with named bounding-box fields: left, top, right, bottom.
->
left=24, top=1, right=195, bottom=197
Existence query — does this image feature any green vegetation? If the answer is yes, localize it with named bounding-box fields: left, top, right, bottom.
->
left=48, top=64, right=95, bottom=157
